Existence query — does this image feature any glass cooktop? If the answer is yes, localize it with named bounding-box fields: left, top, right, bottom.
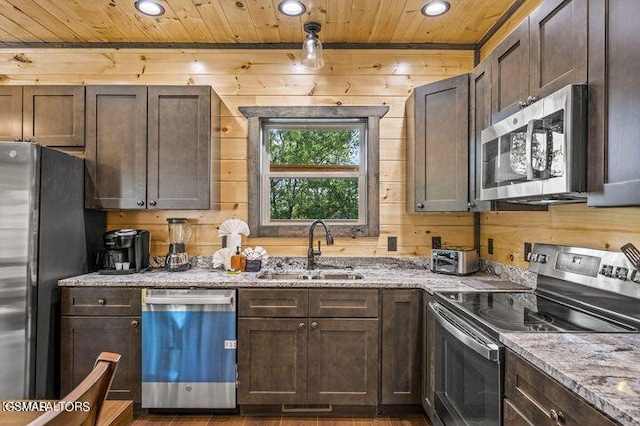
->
left=437, top=291, right=638, bottom=334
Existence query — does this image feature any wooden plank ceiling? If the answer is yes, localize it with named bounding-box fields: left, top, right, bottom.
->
left=0, top=0, right=519, bottom=46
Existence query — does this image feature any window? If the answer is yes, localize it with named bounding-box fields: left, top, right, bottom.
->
left=240, top=106, right=389, bottom=237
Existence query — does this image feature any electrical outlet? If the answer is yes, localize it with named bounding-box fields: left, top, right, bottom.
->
left=432, top=236, right=441, bottom=249
left=387, top=236, right=397, bottom=251
left=488, top=238, right=494, bottom=255
left=524, top=242, right=532, bottom=261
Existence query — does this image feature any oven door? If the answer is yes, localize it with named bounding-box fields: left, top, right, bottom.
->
left=429, top=302, right=503, bottom=426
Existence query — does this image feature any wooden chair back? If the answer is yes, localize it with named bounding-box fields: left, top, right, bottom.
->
left=28, top=352, right=121, bottom=426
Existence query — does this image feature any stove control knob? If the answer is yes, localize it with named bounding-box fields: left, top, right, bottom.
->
left=632, top=270, right=640, bottom=284
left=538, top=254, right=548, bottom=264
left=526, top=252, right=533, bottom=262
left=616, top=267, right=629, bottom=280
left=601, top=265, right=614, bottom=277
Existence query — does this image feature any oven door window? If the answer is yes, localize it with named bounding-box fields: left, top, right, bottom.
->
left=434, top=317, right=501, bottom=425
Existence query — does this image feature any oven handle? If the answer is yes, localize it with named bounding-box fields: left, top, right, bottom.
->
left=429, top=302, right=500, bottom=362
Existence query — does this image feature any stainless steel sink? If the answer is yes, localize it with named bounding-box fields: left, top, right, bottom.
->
left=256, top=272, right=309, bottom=280
left=310, top=273, right=364, bottom=280
left=256, top=272, right=364, bottom=280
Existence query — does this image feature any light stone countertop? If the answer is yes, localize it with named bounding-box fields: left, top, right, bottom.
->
left=501, top=333, right=640, bottom=426
left=58, top=267, right=528, bottom=293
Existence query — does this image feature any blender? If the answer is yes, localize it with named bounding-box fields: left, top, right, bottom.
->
left=165, top=218, right=192, bottom=272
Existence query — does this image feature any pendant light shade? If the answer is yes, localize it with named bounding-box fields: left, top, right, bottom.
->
left=301, top=22, right=325, bottom=70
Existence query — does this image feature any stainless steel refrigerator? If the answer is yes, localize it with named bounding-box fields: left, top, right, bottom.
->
left=0, top=141, right=104, bottom=399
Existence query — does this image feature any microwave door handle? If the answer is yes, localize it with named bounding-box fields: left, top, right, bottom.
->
left=429, top=303, right=500, bottom=362
left=525, top=119, right=535, bottom=180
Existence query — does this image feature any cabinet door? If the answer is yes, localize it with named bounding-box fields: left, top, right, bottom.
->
left=411, top=74, right=469, bottom=212
left=23, top=86, right=85, bottom=147
left=491, top=20, right=530, bottom=123
left=147, top=86, right=211, bottom=210
left=469, top=60, right=493, bottom=212
left=307, top=318, right=378, bottom=405
left=0, top=86, right=22, bottom=140
left=587, top=0, right=640, bottom=206
left=529, top=0, right=588, bottom=98
left=237, top=318, right=308, bottom=404
left=380, top=290, right=421, bottom=405
left=61, top=316, right=141, bottom=402
left=85, top=86, right=148, bottom=209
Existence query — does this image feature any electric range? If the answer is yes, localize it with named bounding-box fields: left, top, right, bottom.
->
left=428, top=243, right=640, bottom=426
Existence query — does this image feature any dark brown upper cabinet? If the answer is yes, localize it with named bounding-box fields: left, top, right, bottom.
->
left=490, top=20, right=530, bottom=124
left=85, top=85, right=218, bottom=210
left=469, top=60, right=493, bottom=212
left=0, top=85, right=85, bottom=147
left=0, top=86, right=22, bottom=141
left=529, top=0, right=588, bottom=98
left=587, top=0, right=640, bottom=206
left=406, top=74, right=469, bottom=212
left=491, top=0, right=588, bottom=125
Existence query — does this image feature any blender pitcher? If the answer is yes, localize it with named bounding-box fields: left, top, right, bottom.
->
left=165, top=218, right=192, bottom=272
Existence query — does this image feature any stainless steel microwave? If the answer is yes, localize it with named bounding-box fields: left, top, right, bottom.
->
left=480, top=84, right=588, bottom=203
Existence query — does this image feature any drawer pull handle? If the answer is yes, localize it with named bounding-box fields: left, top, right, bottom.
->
left=298, top=322, right=306, bottom=329
left=311, top=321, right=319, bottom=329
left=97, top=299, right=106, bottom=305
left=131, top=320, right=139, bottom=328
left=549, top=409, right=565, bottom=423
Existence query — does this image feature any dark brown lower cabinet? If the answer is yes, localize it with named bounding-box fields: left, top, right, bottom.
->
left=504, top=349, right=617, bottom=426
left=60, top=287, right=141, bottom=403
left=237, top=318, right=308, bottom=404
left=237, top=288, right=379, bottom=407
left=380, top=289, right=422, bottom=405
left=60, top=316, right=141, bottom=402
left=308, top=318, right=378, bottom=405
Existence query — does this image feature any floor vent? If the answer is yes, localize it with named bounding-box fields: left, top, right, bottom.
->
left=282, top=404, right=332, bottom=413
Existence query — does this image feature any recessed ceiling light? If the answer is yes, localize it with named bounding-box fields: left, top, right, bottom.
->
left=278, top=0, right=306, bottom=17
left=134, top=0, right=165, bottom=17
left=421, top=0, right=451, bottom=17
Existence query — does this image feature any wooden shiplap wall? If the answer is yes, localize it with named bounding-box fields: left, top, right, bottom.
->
left=481, top=204, right=640, bottom=269
left=0, top=48, right=475, bottom=257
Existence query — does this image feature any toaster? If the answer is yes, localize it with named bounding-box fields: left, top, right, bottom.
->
left=431, top=248, right=479, bottom=275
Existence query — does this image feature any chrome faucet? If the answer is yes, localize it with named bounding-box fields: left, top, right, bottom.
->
left=307, top=220, right=334, bottom=269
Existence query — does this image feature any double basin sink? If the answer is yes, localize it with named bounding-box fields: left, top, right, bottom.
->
left=256, top=272, right=364, bottom=281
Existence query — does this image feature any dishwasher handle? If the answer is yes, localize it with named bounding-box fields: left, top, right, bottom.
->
left=144, top=295, right=234, bottom=305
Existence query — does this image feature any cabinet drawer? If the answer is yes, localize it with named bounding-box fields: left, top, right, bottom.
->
left=504, top=350, right=616, bottom=426
left=238, top=289, right=308, bottom=317
left=309, top=289, right=378, bottom=318
left=61, top=288, right=142, bottom=316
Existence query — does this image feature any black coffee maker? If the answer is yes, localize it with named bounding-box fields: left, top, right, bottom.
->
left=97, top=229, right=150, bottom=274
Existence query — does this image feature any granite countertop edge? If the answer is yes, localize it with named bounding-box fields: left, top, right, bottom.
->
left=500, top=333, right=640, bottom=426
left=57, top=266, right=532, bottom=293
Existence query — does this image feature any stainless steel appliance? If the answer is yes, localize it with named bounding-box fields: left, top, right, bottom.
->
left=480, top=84, right=588, bottom=203
left=141, top=289, right=237, bottom=409
left=165, top=218, right=192, bottom=272
left=431, top=248, right=479, bottom=275
left=97, top=229, right=150, bottom=274
left=0, top=141, right=104, bottom=399
left=429, top=243, right=640, bottom=426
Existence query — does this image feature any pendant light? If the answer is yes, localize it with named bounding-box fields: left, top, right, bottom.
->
left=301, top=22, right=325, bottom=70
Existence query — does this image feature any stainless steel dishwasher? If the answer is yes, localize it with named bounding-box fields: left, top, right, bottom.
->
left=141, top=289, right=237, bottom=409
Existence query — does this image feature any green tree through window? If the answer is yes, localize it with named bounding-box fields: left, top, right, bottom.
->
left=268, top=128, right=360, bottom=220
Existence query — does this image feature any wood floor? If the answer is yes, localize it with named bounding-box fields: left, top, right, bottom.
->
left=131, top=414, right=433, bottom=426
